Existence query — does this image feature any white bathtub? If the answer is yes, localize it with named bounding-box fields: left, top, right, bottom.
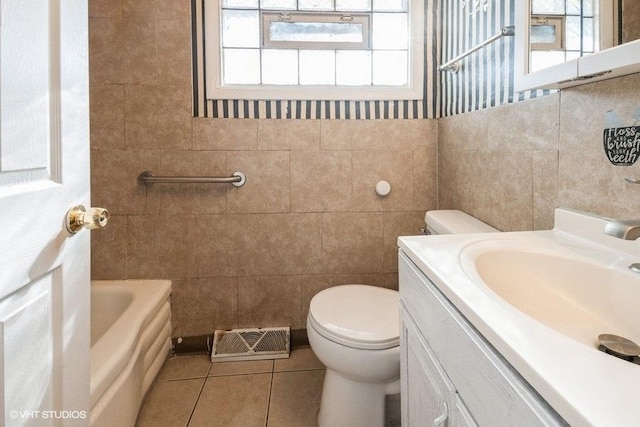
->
left=90, top=280, right=172, bottom=427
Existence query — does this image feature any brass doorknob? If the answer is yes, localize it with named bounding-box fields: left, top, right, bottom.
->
left=65, top=205, right=110, bottom=234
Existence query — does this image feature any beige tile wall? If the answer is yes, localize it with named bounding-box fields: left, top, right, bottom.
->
left=438, top=73, right=640, bottom=232
left=95, top=1, right=640, bottom=338
left=622, top=0, right=640, bottom=43
left=89, top=0, right=437, bottom=337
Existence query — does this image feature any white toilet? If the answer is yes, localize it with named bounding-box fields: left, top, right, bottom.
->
left=307, top=210, right=498, bottom=427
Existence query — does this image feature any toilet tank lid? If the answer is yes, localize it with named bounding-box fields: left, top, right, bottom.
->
left=425, top=210, right=498, bottom=234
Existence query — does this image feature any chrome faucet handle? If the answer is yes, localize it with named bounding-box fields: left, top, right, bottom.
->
left=604, top=219, right=640, bottom=273
left=604, top=219, right=640, bottom=240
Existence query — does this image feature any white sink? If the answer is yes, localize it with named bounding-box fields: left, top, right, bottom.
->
left=460, top=239, right=640, bottom=350
left=398, top=208, right=640, bottom=426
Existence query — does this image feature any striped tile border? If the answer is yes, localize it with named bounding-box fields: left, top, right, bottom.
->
left=192, top=0, right=550, bottom=120
left=206, top=99, right=430, bottom=119
left=439, top=0, right=550, bottom=117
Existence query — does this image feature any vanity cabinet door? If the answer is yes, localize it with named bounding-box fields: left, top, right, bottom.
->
left=401, top=308, right=477, bottom=427
left=399, top=253, right=567, bottom=427
left=450, top=394, right=479, bottom=427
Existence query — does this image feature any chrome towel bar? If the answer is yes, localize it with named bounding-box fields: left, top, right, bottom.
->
left=138, top=171, right=246, bottom=187
left=439, top=25, right=515, bottom=73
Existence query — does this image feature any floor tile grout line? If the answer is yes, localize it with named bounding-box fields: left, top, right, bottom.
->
left=273, top=367, right=326, bottom=374
left=207, top=370, right=273, bottom=378
left=186, top=376, right=209, bottom=427
left=160, top=375, right=210, bottom=383
left=264, top=359, right=275, bottom=426
left=205, top=366, right=325, bottom=378
left=159, top=355, right=325, bottom=381
left=264, top=371, right=275, bottom=427
left=160, top=365, right=326, bottom=383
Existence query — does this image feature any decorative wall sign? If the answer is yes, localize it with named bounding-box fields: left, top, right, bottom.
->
left=603, top=109, right=640, bottom=166
left=603, top=126, right=640, bottom=166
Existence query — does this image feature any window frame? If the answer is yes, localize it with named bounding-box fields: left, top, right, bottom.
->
left=204, top=0, right=424, bottom=101
left=530, top=15, right=565, bottom=51
left=262, top=12, right=371, bottom=50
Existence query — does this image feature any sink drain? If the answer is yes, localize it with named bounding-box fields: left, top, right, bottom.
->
left=598, top=334, right=640, bottom=361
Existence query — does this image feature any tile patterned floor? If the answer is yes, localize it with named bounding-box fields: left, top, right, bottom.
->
left=135, top=347, right=326, bottom=427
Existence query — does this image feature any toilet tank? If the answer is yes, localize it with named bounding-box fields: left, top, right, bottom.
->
left=425, top=210, right=498, bottom=235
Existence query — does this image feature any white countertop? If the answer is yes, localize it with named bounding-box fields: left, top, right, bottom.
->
left=398, top=208, right=640, bottom=427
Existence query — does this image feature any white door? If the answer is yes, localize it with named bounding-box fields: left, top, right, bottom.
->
left=0, top=0, right=90, bottom=425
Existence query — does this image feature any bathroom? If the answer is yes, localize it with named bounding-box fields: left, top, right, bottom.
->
left=2, top=0, right=640, bottom=425
left=92, top=0, right=640, bottom=423
left=89, top=0, right=640, bottom=346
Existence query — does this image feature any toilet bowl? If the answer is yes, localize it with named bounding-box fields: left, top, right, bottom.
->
left=307, top=210, right=498, bottom=427
left=307, top=284, right=400, bottom=427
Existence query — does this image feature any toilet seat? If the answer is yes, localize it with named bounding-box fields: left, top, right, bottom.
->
left=308, top=285, right=399, bottom=350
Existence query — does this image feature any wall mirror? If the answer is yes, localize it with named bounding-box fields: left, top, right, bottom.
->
left=515, top=0, right=640, bottom=91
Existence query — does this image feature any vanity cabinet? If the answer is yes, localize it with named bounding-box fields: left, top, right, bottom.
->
left=399, top=252, right=568, bottom=427
left=402, top=308, right=477, bottom=427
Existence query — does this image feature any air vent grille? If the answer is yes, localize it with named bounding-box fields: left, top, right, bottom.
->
left=211, top=327, right=290, bottom=362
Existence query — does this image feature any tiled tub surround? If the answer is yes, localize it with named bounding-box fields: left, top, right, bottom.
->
left=89, top=1, right=437, bottom=338
left=89, top=0, right=640, bottom=340
left=438, top=72, right=640, bottom=232
left=91, top=119, right=436, bottom=337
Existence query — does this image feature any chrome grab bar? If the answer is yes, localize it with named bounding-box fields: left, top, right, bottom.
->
left=138, top=170, right=246, bottom=187
left=438, top=26, right=515, bottom=73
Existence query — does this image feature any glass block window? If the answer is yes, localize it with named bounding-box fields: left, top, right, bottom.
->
left=204, top=0, right=424, bottom=100
left=529, top=0, right=597, bottom=72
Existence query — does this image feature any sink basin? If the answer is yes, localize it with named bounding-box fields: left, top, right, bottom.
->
left=461, top=239, right=640, bottom=350
left=399, top=209, right=640, bottom=427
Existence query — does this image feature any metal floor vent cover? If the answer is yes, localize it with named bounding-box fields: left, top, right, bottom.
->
left=211, top=327, right=290, bottom=362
